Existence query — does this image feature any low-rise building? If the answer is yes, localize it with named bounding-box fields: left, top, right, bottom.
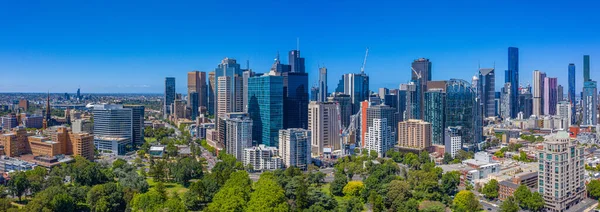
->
left=243, top=145, right=282, bottom=171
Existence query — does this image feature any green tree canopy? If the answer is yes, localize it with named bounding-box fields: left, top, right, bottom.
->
left=247, top=172, right=289, bottom=212
left=482, top=179, right=499, bottom=199
left=342, top=181, right=365, bottom=197
left=206, top=171, right=252, bottom=212
left=453, top=190, right=481, bottom=212
left=499, top=196, right=520, bottom=212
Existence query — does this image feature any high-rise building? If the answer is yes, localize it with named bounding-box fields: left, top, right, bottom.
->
left=318, top=67, right=328, bottom=102
left=365, top=118, right=392, bottom=158
left=397, top=119, right=431, bottom=150
left=402, top=81, right=420, bottom=119
left=378, top=88, right=389, bottom=101
left=289, top=50, right=305, bottom=73
left=248, top=74, right=283, bottom=147
left=189, top=91, right=199, bottom=120
left=500, top=83, right=512, bottom=119
left=568, top=63, right=576, bottom=125
left=384, top=94, right=398, bottom=111
left=1, top=114, right=18, bottom=130
left=72, top=119, right=93, bottom=133
left=446, top=79, right=476, bottom=149
left=538, top=131, right=585, bottom=211
left=123, top=105, right=144, bottom=146
left=444, top=127, right=462, bottom=158
left=187, top=71, right=207, bottom=115
left=396, top=88, right=407, bottom=121
left=506, top=47, right=519, bottom=118
left=544, top=77, right=558, bottom=115
left=557, top=85, right=564, bottom=102
left=411, top=58, right=432, bottom=119
left=18, top=99, right=29, bottom=111
left=556, top=101, right=571, bottom=129
left=242, top=70, right=258, bottom=113
left=164, top=77, right=176, bottom=119
left=308, top=102, right=341, bottom=155
left=342, top=73, right=370, bottom=114
left=366, top=104, right=397, bottom=140
left=223, top=113, right=252, bottom=161
left=278, top=128, right=311, bottom=169
left=282, top=71, right=309, bottom=129
left=69, top=131, right=95, bottom=161
left=479, top=68, right=496, bottom=117
left=584, top=55, right=590, bottom=82
left=533, top=70, right=546, bottom=116
left=214, top=58, right=244, bottom=120
left=328, top=93, right=352, bottom=129
left=310, top=87, right=319, bottom=102
left=582, top=81, right=598, bottom=126
left=217, top=76, right=233, bottom=117
left=92, top=104, right=133, bottom=155
left=424, top=89, right=446, bottom=145
left=243, top=145, right=282, bottom=171
left=518, top=85, right=533, bottom=119
left=208, top=71, right=216, bottom=115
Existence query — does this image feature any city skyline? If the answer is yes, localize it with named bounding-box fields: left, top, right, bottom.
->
left=1, top=1, right=599, bottom=93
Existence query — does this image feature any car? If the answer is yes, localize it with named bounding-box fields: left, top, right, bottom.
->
left=487, top=208, right=492, bottom=211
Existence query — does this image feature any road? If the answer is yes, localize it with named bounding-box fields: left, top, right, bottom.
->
left=164, top=122, right=182, bottom=137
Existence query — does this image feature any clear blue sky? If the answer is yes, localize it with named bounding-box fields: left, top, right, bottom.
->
left=1, top=0, right=599, bottom=94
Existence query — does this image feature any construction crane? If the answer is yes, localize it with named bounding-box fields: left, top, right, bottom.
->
left=360, top=48, right=369, bottom=74
left=411, top=67, right=422, bottom=79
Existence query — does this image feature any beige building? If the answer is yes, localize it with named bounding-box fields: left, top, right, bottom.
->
left=397, top=119, right=431, bottom=150
left=308, top=102, right=341, bottom=155
left=538, top=131, right=585, bottom=212
left=0, top=126, right=94, bottom=160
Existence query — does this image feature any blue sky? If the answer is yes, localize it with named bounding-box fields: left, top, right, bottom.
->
left=0, top=0, right=599, bottom=94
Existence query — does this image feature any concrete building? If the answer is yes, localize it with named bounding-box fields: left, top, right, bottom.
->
left=365, top=118, right=392, bottom=158
left=366, top=104, right=398, bottom=142
left=397, top=119, right=431, bottom=150
left=444, top=127, right=462, bottom=158
left=72, top=119, right=93, bottom=133
left=328, top=93, right=352, bottom=129
left=544, top=77, right=558, bottom=115
left=533, top=70, right=546, bottom=116
left=1, top=114, right=18, bottom=130
left=538, top=131, right=585, bottom=212
left=308, top=102, right=341, bottom=155
left=223, top=113, right=252, bottom=161
left=318, top=67, right=328, bottom=102
left=22, top=115, right=43, bottom=129
left=208, top=71, right=216, bottom=115
left=18, top=99, right=29, bottom=111
left=243, top=145, right=282, bottom=171
left=556, top=101, right=571, bottom=130
left=187, top=71, right=207, bottom=116
left=278, top=128, right=311, bottom=169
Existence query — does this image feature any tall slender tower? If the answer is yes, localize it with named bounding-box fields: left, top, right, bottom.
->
left=411, top=58, right=432, bottom=119
left=568, top=64, right=576, bottom=125
left=584, top=55, right=590, bottom=82
left=318, top=67, right=328, bottom=102
left=533, top=70, right=545, bottom=116
left=506, top=47, right=519, bottom=118
left=43, top=92, right=51, bottom=129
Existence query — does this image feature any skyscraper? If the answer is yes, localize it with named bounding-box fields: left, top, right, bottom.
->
left=123, top=105, right=144, bottom=146
left=187, top=71, right=207, bottom=115
left=584, top=55, right=590, bottom=82
left=248, top=74, right=284, bottom=147
left=208, top=71, right=216, bottom=115
left=282, top=71, right=309, bottom=129
left=533, top=70, right=546, bottom=116
left=557, top=85, right=564, bottom=102
left=223, top=112, right=252, bottom=161
left=365, top=118, right=393, bottom=157
left=341, top=73, right=370, bottom=115
left=214, top=58, right=244, bottom=119
left=411, top=58, right=432, bottom=118
left=366, top=104, right=398, bottom=142
left=328, top=93, right=352, bottom=129
left=217, top=76, right=232, bottom=117
left=538, top=131, right=585, bottom=211
left=518, top=85, right=533, bottom=119
left=308, top=102, right=341, bottom=155
left=583, top=81, right=598, bottom=126
left=424, top=89, right=446, bottom=146
left=188, top=91, right=198, bottom=120
left=479, top=68, right=495, bottom=117
left=446, top=79, right=476, bottom=149
left=568, top=63, right=576, bottom=125
left=242, top=70, right=255, bottom=113
left=318, top=67, right=328, bottom=102
left=396, top=88, right=407, bottom=121
left=402, top=81, right=420, bottom=120
left=544, top=77, right=558, bottom=115
left=500, top=83, right=512, bottom=119
left=278, top=128, right=311, bottom=169
left=289, top=50, right=305, bottom=73
left=164, top=77, right=176, bottom=119
left=556, top=101, right=571, bottom=129
left=505, top=47, right=519, bottom=118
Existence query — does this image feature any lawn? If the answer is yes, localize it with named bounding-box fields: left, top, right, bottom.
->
left=146, top=178, right=188, bottom=197
left=145, top=137, right=157, bottom=143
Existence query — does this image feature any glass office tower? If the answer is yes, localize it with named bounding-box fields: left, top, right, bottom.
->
left=445, top=79, right=476, bottom=149
left=424, top=89, right=446, bottom=145
left=248, top=75, right=284, bottom=147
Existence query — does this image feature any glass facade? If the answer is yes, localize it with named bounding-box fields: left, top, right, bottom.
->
left=568, top=64, right=576, bottom=125
left=283, top=72, right=309, bottom=129
left=248, top=75, right=284, bottom=147
left=583, top=81, right=598, bottom=126
left=506, top=47, right=519, bottom=118
left=445, top=79, right=475, bottom=149
left=424, top=89, right=446, bottom=145
left=164, top=77, right=175, bottom=118
left=479, top=68, right=495, bottom=117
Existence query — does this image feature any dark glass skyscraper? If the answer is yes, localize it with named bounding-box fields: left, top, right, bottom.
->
left=583, top=81, right=597, bottom=126
left=568, top=63, right=576, bottom=124
left=283, top=72, right=309, bottom=129
left=506, top=47, right=519, bottom=118
left=424, top=89, right=446, bottom=146
left=411, top=58, right=432, bottom=118
left=479, top=68, right=495, bottom=117
left=584, top=55, right=590, bottom=82
left=446, top=79, right=476, bottom=149
left=318, top=67, right=328, bottom=102
left=248, top=74, right=284, bottom=147
left=164, top=77, right=176, bottom=119
left=342, top=73, right=370, bottom=114
left=289, top=50, right=305, bottom=73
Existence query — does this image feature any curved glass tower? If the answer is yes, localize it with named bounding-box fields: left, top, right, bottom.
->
left=445, top=79, right=476, bottom=149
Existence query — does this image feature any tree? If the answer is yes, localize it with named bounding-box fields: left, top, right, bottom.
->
left=183, top=180, right=206, bottom=211
left=455, top=150, right=471, bottom=161
left=170, top=156, right=203, bottom=186
left=307, top=171, right=326, bottom=185
left=284, top=175, right=308, bottom=210
left=86, top=183, right=126, bottom=212
left=514, top=185, right=531, bottom=206
left=247, top=172, right=289, bottom=212
left=72, top=156, right=108, bottom=186
left=163, top=196, right=186, bottom=212
left=396, top=198, right=419, bottom=212
left=206, top=171, right=252, bottom=212
left=130, top=190, right=165, bottom=211
left=588, top=179, right=600, bottom=199
left=50, top=193, right=76, bottom=212
left=330, top=172, right=348, bottom=196
left=7, top=171, right=29, bottom=201
left=112, top=158, right=127, bottom=170
left=166, top=142, right=178, bottom=157
left=343, top=181, right=364, bottom=197
left=386, top=180, right=410, bottom=208
left=443, top=152, right=453, bottom=164
left=339, top=197, right=363, bottom=212
left=441, top=171, right=460, bottom=195
left=527, top=192, right=545, bottom=211
left=499, top=196, right=520, bottom=212
left=24, top=186, right=77, bottom=212
left=453, top=190, right=481, bottom=212
left=482, top=179, right=499, bottom=199
left=368, top=191, right=385, bottom=212
left=0, top=198, right=14, bottom=211
left=307, top=187, right=337, bottom=211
